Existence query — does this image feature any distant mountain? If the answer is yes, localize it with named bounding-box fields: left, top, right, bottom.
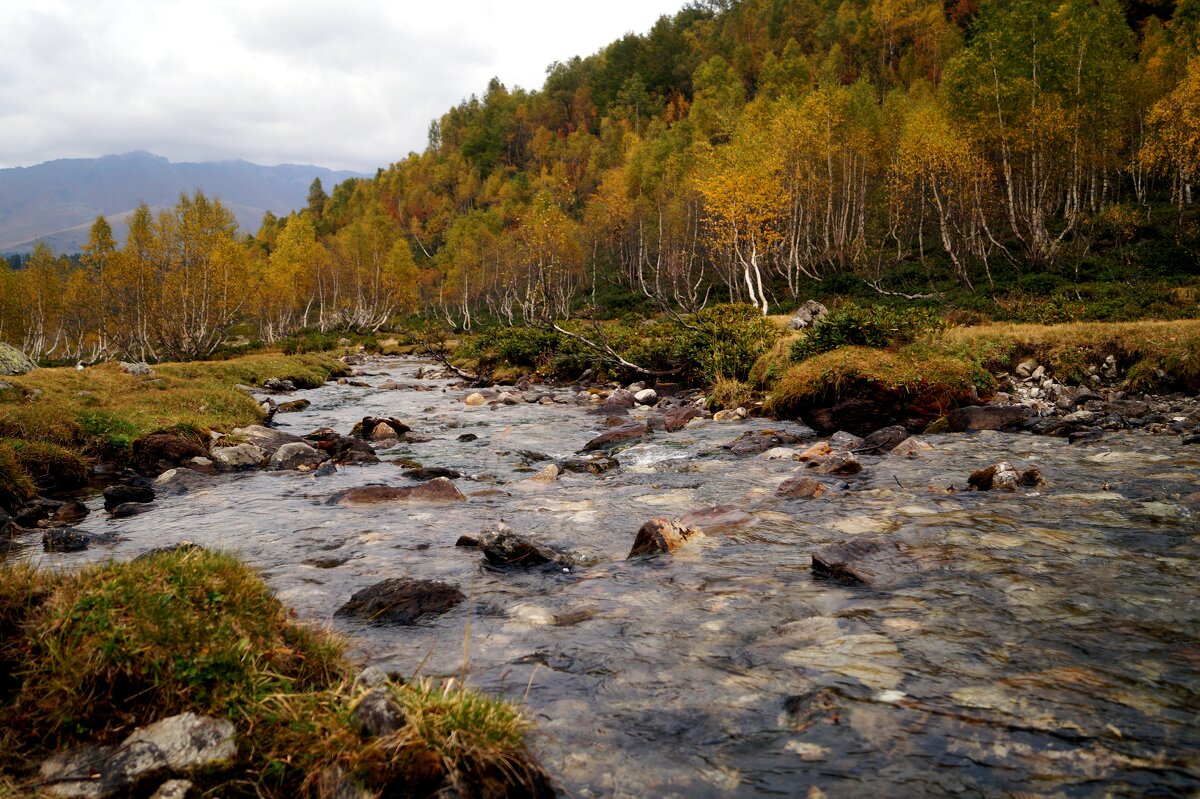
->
left=0, top=151, right=367, bottom=254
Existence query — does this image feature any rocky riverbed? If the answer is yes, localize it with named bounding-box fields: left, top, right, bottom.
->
left=7, top=357, right=1200, bottom=797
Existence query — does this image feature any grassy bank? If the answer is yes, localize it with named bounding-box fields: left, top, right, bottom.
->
left=0, top=353, right=348, bottom=504
left=0, top=547, right=544, bottom=797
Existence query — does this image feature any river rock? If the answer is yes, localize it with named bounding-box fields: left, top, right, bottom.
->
left=335, top=578, right=465, bottom=624
left=582, top=422, right=647, bottom=452
left=402, top=467, right=461, bottom=481
left=231, top=425, right=303, bottom=457
left=761, top=447, right=800, bottom=460
left=860, top=425, right=909, bottom=453
left=210, top=443, right=267, bottom=470
left=119, top=361, right=153, bottom=376
left=110, top=502, right=155, bottom=518
left=968, top=462, right=1044, bottom=491
left=270, top=442, right=327, bottom=471
left=558, top=455, right=619, bottom=474
left=519, top=464, right=560, bottom=485
left=304, top=428, right=378, bottom=465
left=777, top=475, right=842, bottom=499
left=795, top=441, right=832, bottom=462
left=627, top=517, right=703, bottom=558
left=1069, top=429, right=1105, bottom=445
left=103, top=483, right=155, bottom=510
left=131, top=430, right=208, bottom=475
left=805, top=398, right=888, bottom=436
left=148, top=780, right=193, bottom=799
left=42, top=501, right=89, bottom=527
left=477, top=524, right=573, bottom=568
left=39, top=712, right=236, bottom=799
left=948, top=405, right=1032, bottom=432
left=0, top=343, right=36, bottom=375
left=661, top=406, right=700, bottom=432
left=276, top=399, right=311, bottom=413
left=787, top=299, right=828, bottom=330
left=43, top=527, right=89, bottom=553
left=811, top=537, right=906, bottom=588
left=634, top=388, right=658, bottom=405
left=603, top=388, right=637, bottom=409
left=350, top=416, right=411, bottom=440
left=828, top=430, right=864, bottom=450
left=890, top=437, right=933, bottom=458
left=15, top=498, right=62, bottom=527
left=811, top=451, right=862, bottom=476
left=153, top=468, right=214, bottom=495
left=723, top=429, right=805, bottom=456
left=464, top=392, right=487, bottom=406
left=714, top=407, right=749, bottom=422
left=331, top=477, right=467, bottom=504
left=678, top=505, right=755, bottom=532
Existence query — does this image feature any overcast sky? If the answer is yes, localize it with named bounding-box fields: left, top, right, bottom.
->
left=0, top=0, right=686, bottom=173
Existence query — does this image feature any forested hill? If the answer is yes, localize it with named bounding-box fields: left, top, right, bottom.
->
left=0, top=151, right=364, bottom=254
left=4, top=0, right=1200, bottom=363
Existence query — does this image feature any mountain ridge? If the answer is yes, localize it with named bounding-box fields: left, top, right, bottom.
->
left=0, top=151, right=366, bottom=254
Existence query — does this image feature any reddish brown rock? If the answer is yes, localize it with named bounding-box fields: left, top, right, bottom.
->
left=662, top=406, right=699, bottom=432
left=335, top=578, right=464, bottom=624
left=679, top=505, right=755, bottom=532
left=582, top=423, right=648, bottom=452
left=777, top=476, right=836, bottom=499
left=331, top=477, right=466, bottom=504
left=627, top=517, right=703, bottom=558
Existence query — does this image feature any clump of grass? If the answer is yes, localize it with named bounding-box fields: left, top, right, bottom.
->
left=765, top=345, right=987, bottom=421
left=0, top=549, right=547, bottom=797
left=0, top=443, right=35, bottom=512
left=706, top=377, right=753, bottom=411
left=2, top=439, right=88, bottom=491
left=748, top=335, right=799, bottom=388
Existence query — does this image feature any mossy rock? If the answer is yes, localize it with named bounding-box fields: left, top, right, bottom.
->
left=0, top=344, right=35, bottom=377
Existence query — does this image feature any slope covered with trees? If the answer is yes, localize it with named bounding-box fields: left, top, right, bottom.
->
left=3, top=0, right=1199, bottom=363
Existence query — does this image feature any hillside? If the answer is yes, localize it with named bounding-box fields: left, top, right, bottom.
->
left=0, top=151, right=365, bottom=253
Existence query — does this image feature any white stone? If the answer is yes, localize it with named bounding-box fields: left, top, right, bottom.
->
left=211, top=443, right=267, bottom=469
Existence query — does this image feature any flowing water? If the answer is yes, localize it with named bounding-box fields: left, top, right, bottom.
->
left=25, top=358, right=1200, bottom=797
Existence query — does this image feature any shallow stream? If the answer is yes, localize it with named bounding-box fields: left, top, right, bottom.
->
left=29, top=358, right=1200, bottom=797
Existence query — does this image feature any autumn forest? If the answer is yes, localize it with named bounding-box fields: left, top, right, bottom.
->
left=3, top=0, right=1199, bottom=363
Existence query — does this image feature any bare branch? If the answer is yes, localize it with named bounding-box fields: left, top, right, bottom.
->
left=550, top=322, right=682, bottom=377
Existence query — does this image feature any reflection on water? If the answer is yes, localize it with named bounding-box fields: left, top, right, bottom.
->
left=26, top=359, right=1200, bottom=797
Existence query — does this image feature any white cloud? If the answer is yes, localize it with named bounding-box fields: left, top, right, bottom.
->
left=0, top=0, right=686, bottom=172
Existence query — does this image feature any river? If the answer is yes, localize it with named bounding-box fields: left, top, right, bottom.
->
left=27, top=357, right=1200, bottom=797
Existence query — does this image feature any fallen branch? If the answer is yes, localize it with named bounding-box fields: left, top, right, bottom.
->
left=415, top=335, right=486, bottom=384
left=864, top=279, right=941, bottom=301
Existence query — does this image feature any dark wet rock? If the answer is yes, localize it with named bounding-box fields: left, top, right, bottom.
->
left=403, top=433, right=435, bottom=443
left=1183, top=431, right=1200, bottom=446
left=890, top=437, right=933, bottom=458
left=859, top=425, right=909, bottom=453
left=810, top=451, right=862, bottom=477
left=811, top=537, right=907, bottom=588
left=947, top=405, right=1032, bottom=432
left=457, top=433, right=479, bottom=442
left=777, top=475, right=843, bottom=499
left=600, top=414, right=630, bottom=426
left=335, top=578, right=465, bottom=625
left=104, top=483, right=155, bottom=510
left=351, top=688, right=406, bottom=738
left=313, top=462, right=337, bottom=477
left=403, top=467, right=461, bottom=481
left=330, top=477, right=467, bottom=505
left=43, top=527, right=89, bottom=552
left=269, top=442, right=327, bottom=471
left=661, top=406, right=700, bottom=432
left=14, top=498, right=63, bottom=527
left=805, top=398, right=890, bottom=436
left=305, top=554, right=351, bottom=568
left=968, top=462, right=1044, bottom=491
left=723, top=429, right=805, bottom=457
left=558, top=455, right=619, bottom=475
left=131, top=430, right=208, bottom=475
left=134, top=542, right=203, bottom=561
left=111, top=502, right=156, bottom=518
left=627, top=517, right=703, bottom=558
left=478, top=524, right=574, bottom=568
left=828, top=430, right=864, bottom=450
left=1029, top=418, right=1074, bottom=436
left=679, top=505, right=755, bottom=532
left=303, top=428, right=377, bottom=465
left=782, top=687, right=843, bottom=729
left=515, top=449, right=550, bottom=463
left=582, top=422, right=647, bottom=452
left=1111, top=399, right=1150, bottom=418
left=276, top=399, right=311, bottom=413
left=210, top=442, right=268, bottom=470
left=1069, top=389, right=1104, bottom=406
left=340, top=450, right=381, bottom=466
left=39, top=712, right=235, bottom=799
left=455, top=535, right=479, bottom=548
left=1069, top=429, right=1105, bottom=445
left=153, top=468, right=215, bottom=496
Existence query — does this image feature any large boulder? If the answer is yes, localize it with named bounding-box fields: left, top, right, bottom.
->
left=335, top=578, right=465, bottom=624
left=0, top=343, right=36, bottom=375
left=787, top=300, right=828, bottom=330
left=627, top=517, right=703, bottom=558
left=948, top=405, right=1032, bottom=432
left=231, top=425, right=304, bottom=457
left=661, top=406, right=700, bottom=432
left=330, top=477, right=467, bottom=505
left=210, top=443, right=268, bottom=470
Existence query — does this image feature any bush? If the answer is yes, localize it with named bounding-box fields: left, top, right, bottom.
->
left=675, top=303, right=782, bottom=383
left=790, top=303, right=944, bottom=361
left=706, top=377, right=753, bottom=411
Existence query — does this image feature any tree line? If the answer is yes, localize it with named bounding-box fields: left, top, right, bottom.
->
left=3, top=0, right=1199, bottom=361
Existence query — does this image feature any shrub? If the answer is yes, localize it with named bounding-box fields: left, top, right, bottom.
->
left=706, top=378, right=753, bottom=411
left=790, top=303, right=944, bottom=361
left=675, top=303, right=782, bottom=383
left=0, top=443, right=35, bottom=513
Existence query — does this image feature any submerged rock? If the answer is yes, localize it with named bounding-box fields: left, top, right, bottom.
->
left=402, top=467, right=461, bottom=481
left=43, top=527, right=89, bottom=553
left=582, top=422, right=647, bottom=452
left=330, top=477, right=467, bottom=504
left=558, top=455, right=619, bottom=474
left=778, top=475, right=843, bottom=499
left=477, top=523, right=574, bottom=568
left=627, top=517, right=703, bottom=558
left=103, top=483, right=155, bottom=510
left=335, top=578, right=465, bottom=624
left=678, top=505, right=755, bottom=532
left=811, top=537, right=909, bottom=588
left=889, top=436, right=933, bottom=458
left=948, top=405, right=1031, bottom=432
left=723, top=429, right=805, bottom=456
